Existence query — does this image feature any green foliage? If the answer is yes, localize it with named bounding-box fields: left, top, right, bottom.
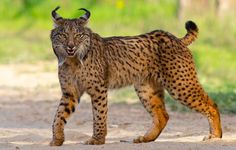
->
left=0, top=0, right=235, bottom=113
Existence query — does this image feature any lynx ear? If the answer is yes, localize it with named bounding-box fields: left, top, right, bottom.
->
left=77, top=8, right=91, bottom=26
left=51, top=6, right=64, bottom=28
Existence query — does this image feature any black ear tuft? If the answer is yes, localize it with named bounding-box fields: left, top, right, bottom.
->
left=78, top=8, right=91, bottom=20
left=52, top=6, right=61, bottom=20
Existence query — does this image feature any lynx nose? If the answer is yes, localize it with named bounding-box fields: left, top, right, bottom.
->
left=67, top=40, right=76, bottom=51
left=67, top=45, right=76, bottom=50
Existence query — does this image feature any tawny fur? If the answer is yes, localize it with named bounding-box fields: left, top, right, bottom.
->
left=49, top=7, right=222, bottom=146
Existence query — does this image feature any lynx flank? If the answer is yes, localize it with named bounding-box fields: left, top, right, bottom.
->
left=50, top=6, right=222, bottom=146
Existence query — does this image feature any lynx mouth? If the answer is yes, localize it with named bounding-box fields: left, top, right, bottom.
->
left=67, top=50, right=76, bottom=56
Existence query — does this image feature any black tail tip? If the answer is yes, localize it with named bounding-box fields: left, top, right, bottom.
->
left=185, top=20, right=198, bottom=31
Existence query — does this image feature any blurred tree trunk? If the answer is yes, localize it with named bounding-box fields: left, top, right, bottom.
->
left=216, top=0, right=236, bottom=19
left=178, top=0, right=236, bottom=20
left=178, top=0, right=216, bottom=19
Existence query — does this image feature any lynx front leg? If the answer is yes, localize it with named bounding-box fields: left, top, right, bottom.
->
left=50, top=67, right=79, bottom=146
left=84, top=85, right=108, bottom=145
left=50, top=93, right=78, bottom=146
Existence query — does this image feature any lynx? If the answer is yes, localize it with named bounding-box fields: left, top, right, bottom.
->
left=50, top=6, right=222, bottom=146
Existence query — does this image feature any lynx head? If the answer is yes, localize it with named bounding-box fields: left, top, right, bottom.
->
left=50, top=6, right=91, bottom=64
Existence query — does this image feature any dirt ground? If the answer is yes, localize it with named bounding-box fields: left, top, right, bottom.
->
left=0, top=64, right=236, bottom=150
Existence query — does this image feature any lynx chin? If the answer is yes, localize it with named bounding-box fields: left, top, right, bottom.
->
left=49, top=6, right=222, bottom=146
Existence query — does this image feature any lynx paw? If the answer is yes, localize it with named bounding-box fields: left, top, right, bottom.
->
left=49, top=138, right=64, bottom=146
left=133, top=136, right=149, bottom=143
left=84, top=137, right=105, bottom=145
left=203, top=134, right=222, bottom=141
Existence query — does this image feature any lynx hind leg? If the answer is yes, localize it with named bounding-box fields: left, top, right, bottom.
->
left=162, top=56, right=222, bottom=140
left=133, top=81, right=169, bottom=143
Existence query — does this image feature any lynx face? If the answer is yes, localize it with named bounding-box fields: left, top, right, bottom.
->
left=50, top=7, right=91, bottom=63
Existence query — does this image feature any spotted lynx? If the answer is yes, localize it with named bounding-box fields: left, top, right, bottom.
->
left=50, top=6, right=222, bottom=146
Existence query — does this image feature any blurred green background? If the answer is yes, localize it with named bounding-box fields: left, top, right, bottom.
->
left=0, top=0, right=235, bottom=113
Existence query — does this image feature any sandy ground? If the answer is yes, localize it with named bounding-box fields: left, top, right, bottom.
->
left=0, top=64, right=236, bottom=150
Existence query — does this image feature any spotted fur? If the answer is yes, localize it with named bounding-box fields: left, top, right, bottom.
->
left=49, top=7, right=222, bottom=146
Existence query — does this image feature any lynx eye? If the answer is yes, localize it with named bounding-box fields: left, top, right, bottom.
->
left=58, top=34, right=67, bottom=40
left=75, top=34, right=84, bottom=39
